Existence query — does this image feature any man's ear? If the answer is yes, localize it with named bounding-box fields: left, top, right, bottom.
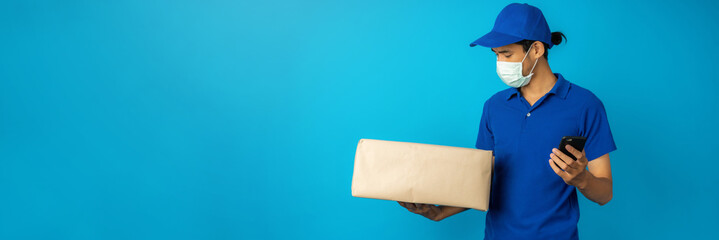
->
left=532, top=40, right=545, bottom=59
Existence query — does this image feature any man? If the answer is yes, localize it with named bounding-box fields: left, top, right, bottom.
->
left=398, top=3, right=617, bottom=239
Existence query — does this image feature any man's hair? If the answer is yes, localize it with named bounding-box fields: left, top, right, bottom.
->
left=515, top=32, right=567, bottom=60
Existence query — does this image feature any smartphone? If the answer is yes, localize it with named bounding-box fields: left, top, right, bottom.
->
left=558, top=136, right=587, bottom=160
left=552, top=136, right=587, bottom=169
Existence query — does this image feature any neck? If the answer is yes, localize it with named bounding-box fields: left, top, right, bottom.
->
left=520, top=59, right=556, bottom=97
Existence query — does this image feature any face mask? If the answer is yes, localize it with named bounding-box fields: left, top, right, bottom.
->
left=496, top=44, right=539, bottom=88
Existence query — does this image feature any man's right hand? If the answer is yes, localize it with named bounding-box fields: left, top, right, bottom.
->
left=397, top=201, right=442, bottom=221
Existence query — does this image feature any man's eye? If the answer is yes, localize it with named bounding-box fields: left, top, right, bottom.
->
left=504, top=55, right=512, bottom=58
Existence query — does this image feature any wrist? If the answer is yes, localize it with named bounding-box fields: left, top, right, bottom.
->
left=575, top=169, right=593, bottom=190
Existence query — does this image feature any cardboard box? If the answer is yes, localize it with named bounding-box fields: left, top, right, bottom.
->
left=351, top=139, right=493, bottom=211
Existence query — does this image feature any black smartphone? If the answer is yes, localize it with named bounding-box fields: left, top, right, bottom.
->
left=558, top=136, right=587, bottom=160
left=552, top=136, right=587, bottom=169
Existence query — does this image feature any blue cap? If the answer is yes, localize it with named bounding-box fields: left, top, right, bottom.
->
left=469, top=3, right=553, bottom=49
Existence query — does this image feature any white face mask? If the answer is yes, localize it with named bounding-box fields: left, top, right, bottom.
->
left=496, top=44, right=539, bottom=88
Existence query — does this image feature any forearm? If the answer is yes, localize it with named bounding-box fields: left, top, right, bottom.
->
left=432, top=206, right=469, bottom=221
left=576, top=170, right=613, bottom=205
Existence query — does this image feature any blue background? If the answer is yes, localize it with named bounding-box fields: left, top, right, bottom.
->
left=1, top=0, right=717, bottom=239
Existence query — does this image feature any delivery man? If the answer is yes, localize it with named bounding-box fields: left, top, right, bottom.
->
left=398, top=3, right=617, bottom=239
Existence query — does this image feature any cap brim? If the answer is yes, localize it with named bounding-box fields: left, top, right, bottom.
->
left=469, top=31, right=524, bottom=48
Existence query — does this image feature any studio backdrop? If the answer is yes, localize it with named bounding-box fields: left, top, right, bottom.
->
left=1, top=0, right=717, bottom=239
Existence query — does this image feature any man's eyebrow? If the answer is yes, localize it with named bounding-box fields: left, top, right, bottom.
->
left=491, top=49, right=511, bottom=54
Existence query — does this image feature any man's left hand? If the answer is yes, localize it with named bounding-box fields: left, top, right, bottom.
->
left=548, top=145, right=589, bottom=189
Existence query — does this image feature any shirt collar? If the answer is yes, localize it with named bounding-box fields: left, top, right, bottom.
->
left=505, top=73, right=570, bottom=101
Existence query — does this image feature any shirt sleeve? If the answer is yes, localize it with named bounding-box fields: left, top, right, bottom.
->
left=475, top=99, right=494, bottom=151
left=580, top=96, right=617, bottom=161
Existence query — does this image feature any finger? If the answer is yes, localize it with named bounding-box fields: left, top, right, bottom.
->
left=548, top=159, right=566, bottom=177
left=552, top=147, right=574, bottom=162
left=404, top=202, right=416, bottom=210
left=413, top=203, right=424, bottom=212
left=568, top=160, right=582, bottom=170
left=416, top=204, right=430, bottom=214
left=552, top=148, right=576, bottom=168
left=569, top=153, right=586, bottom=169
left=406, top=203, right=415, bottom=209
left=426, top=205, right=440, bottom=216
left=565, top=145, right=584, bottom=161
left=566, top=148, right=588, bottom=167
left=428, top=205, right=441, bottom=217
left=401, top=202, right=416, bottom=212
left=564, top=152, right=582, bottom=169
left=579, top=150, right=589, bottom=164
left=434, top=205, right=442, bottom=216
left=550, top=153, right=569, bottom=170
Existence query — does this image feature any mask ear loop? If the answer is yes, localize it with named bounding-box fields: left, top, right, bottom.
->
left=521, top=44, right=533, bottom=62
left=527, top=55, right=539, bottom=75
left=522, top=43, right=540, bottom=77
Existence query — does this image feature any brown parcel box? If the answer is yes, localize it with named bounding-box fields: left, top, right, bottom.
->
left=351, top=139, right=494, bottom=211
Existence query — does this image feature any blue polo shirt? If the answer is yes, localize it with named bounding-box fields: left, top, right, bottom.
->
left=475, top=73, right=617, bottom=240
